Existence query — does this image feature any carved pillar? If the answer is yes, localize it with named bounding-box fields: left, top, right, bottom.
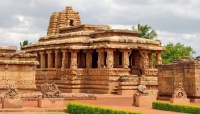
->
left=156, top=51, right=162, bottom=65
left=86, top=51, right=92, bottom=68
left=122, top=51, right=130, bottom=68
left=143, top=51, right=149, bottom=69
left=47, top=50, right=52, bottom=68
left=70, top=51, right=78, bottom=69
left=61, top=50, right=67, bottom=69
left=39, top=51, right=45, bottom=68
left=148, top=52, right=153, bottom=68
left=106, top=50, right=114, bottom=69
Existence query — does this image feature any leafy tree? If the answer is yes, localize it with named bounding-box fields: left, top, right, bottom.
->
left=132, top=24, right=157, bottom=39
left=20, top=40, right=31, bottom=50
left=162, top=42, right=196, bottom=64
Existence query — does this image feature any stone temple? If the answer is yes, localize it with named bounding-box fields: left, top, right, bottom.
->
left=22, top=6, right=165, bottom=95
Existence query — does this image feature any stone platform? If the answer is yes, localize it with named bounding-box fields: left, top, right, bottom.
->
left=39, top=98, right=64, bottom=108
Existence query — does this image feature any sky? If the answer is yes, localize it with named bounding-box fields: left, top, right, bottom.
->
left=0, top=0, right=199, bottom=57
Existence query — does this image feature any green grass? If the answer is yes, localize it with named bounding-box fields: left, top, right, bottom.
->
left=0, top=112, right=67, bottom=114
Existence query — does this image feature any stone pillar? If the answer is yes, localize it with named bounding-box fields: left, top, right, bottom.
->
left=61, top=50, right=67, bottom=69
left=70, top=51, right=78, bottom=69
left=143, top=51, right=149, bottom=69
left=156, top=51, right=162, bottom=65
left=47, top=50, right=52, bottom=68
left=86, top=50, right=93, bottom=68
left=39, top=51, right=45, bottom=68
left=148, top=52, right=153, bottom=68
left=122, top=51, right=130, bottom=68
left=97, top=50, right=104, bottom=68
left=106, top=50, right=114, bottom=69
left=55, top=50, right=59, bottom=69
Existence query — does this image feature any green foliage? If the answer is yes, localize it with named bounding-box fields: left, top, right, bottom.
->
left=153, top=101, right=200, bottom=114
left=20, top=40, right=32, bottom=50
left=67, top=101, right=143, bottom=114
left=132, top=24, right=157, bottom=39
left=162, top=42, right=196, bottom=64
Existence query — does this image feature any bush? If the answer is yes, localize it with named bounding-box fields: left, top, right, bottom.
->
left=152, top=101, right=200, bottom=114
left=67, top=101, right=143, bottom=114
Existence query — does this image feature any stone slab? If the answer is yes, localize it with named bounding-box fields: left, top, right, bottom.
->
left=3, top=99, right=22, bottom=108
left=39, top=98, right=64, bottom=108
left=135, top=96, right=156, bottom=108
left=170, top=98, right=190, bottom=104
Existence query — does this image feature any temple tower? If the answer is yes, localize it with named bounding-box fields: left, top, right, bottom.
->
left=47, top=6, right=81, bottom=36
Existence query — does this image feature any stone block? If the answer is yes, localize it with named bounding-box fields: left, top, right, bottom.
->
left=170, top=98, right=190, bottom=104
left=3, top=99, right=22, bottom=108
left=39, top=98, right=64, bottom=108
left=135, top=96, right=156, bottom=108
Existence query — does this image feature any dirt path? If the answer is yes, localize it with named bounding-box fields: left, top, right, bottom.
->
left=67, top=94, right=180, bottom=114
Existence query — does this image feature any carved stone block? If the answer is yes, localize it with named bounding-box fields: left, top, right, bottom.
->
left=39, top=98, right=64, bottom=108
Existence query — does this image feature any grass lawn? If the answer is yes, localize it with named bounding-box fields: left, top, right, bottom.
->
left=0, top=112, right=67, bottom=114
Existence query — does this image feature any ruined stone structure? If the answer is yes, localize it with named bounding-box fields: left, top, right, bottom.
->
left=0, top=46, right=39, bottom=92
left=40, top=83, right=62, bottom=98
left=157, top=56, right=200, bottom=100
left=22, top=6, right=165, bottom=95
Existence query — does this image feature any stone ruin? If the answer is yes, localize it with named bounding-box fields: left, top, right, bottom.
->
left=0, top=46, right=39, bottom=92
left=137, top=85, right=149, bottom=96
left=170, top=82, right=190, bottom=104
left=157, top=56, right=200, bottom=101
left=40, top=83, right=62, bottom=98
left=4, top=87, right=20, bottom=99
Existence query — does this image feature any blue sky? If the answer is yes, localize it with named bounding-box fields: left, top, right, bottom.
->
left=0, top=0, right=199, bottom=57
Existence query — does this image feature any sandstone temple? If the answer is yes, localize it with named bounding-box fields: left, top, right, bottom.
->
left=21, top=6, right=165, bottom=95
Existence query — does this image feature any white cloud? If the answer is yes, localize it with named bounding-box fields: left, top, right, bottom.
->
left=0, top=0, right=199, bottom=57
left=182, top=34, right=197, bottom=40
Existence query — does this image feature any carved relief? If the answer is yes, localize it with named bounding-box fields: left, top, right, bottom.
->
left=172, top=83, right=187, bottom=99
left=4, top=87, right=20, bottom=99
left=138, top=85, right=149, bottom=96
left=106, top=51, right=114, bottom=68
left=40, top=83, right=62, bottom=98
left=70, top=52, right=77, bottom=69
left=143, top=52, right=149, bottom=68
left=118, top=75, right=139, bottom=82
left=143, top=69, right=158, bottom=76
left=124, top=57, right=129, bottom=68
left=133, top=51, right=140, bottom=67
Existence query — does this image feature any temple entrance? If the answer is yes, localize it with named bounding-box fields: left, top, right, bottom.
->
left=92, top=51, right=98, bottom=68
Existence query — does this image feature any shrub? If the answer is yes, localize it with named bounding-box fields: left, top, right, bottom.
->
left=67, top=101, right=143, bottom=114
left=152, top=101, right=200, bottom=114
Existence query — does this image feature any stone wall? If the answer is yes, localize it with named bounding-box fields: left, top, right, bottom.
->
left=157, top=56, right=200, bottom=98
left=0, top=47, right=39, bottom=92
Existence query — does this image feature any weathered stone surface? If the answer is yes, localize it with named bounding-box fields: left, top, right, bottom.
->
left=21, top=6, right=165, bottom=95
left=3, top=99, right=22, bottom=108
left=0, top=47, right=38, bottom=92
left=134, top=95, right=156, bottom=108
left=38, top=98, right=64, bottom=108
left=40, top=83, right=62, bottom=98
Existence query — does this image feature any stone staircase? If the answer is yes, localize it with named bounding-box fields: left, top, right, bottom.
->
left=111, top=85, right=119, bottom=94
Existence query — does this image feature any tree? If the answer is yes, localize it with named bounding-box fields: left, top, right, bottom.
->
left=162, top=42, right=196, bottom=64
left=20, top=40, right=31, bottom=50
left=132, top=24, right=157, bottom=39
